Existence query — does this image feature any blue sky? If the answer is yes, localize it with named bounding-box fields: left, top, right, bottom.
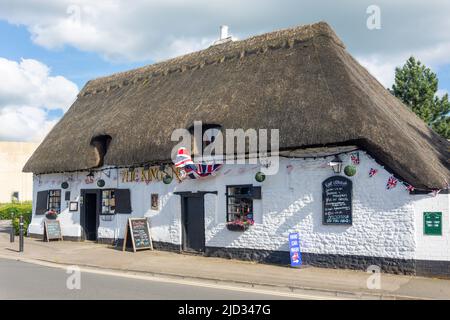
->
left=0, top=20, right=150, bottom=90
left=0, top=0, right=449, bottom=141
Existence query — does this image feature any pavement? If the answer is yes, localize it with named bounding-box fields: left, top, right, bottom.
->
left=0, top=232, right=449, bottom=300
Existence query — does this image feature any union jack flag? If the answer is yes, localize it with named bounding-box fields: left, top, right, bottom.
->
left=405, top=184, right=415, bottom=192
left=174, top=147, right=193, bottom=167
left=369, top=168, right=378, bottom=177
left=350, top=152, right=360, bottom=165
left=386, top=176, right=398, bottom=189
left=183, top=163, right=223, bottom=180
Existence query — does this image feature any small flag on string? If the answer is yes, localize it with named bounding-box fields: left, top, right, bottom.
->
left=386, top=176, right=398, bottom=189
left=429, top=189, right=441, bottom=197
left=286, top=164, right=294, bottom=174
left=369, top=168, right=378, bottom=177
left=404, top=184, right=415, bottom=192
left=350, top=152, right=360, bottom=165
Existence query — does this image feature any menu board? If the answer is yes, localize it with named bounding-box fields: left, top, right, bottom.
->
left=122, top=218, right=153, bottom=252
left=322, top=176, right=352, bottom=225
left=44, top=220, right=63, bottom=241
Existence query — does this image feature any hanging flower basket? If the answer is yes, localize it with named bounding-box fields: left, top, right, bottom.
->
left=45, top=210, right=58, bottom=220
left=226, top=219, right=254, bottom=232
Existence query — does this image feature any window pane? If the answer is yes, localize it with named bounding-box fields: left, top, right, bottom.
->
left=226, top=186, right=254, bottom=223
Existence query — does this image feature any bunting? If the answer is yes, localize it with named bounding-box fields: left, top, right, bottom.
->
left=386, top=176, right=398, bottom=190
left=369, top=168, right=378, bottom=177
left=350, top=152, right=360, bottom=165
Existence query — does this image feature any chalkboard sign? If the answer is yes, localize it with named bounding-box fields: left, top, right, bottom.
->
left=322, top=176, right=352, bottom=225
left=122, top=218, right=153, bottom=252
left=43, top=220, right=63, bottom=241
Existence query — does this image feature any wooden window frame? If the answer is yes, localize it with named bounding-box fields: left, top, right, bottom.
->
left=226, top=185, right=254, bottom=223
left=48, top=190, right=61, bottom=213
left=101, top=189, right=116, bottom=215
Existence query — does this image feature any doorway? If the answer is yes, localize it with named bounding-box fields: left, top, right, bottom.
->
left=81, top=189, right=100, bottom=241
left=180, top=193, right=206, bottom=253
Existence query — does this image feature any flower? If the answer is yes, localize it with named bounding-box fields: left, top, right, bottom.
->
left=45, top=209, right=58, bottom=218
left=227, top=218, right=254, bottom=226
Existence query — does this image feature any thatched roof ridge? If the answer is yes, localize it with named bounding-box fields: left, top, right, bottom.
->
left=80, top=22, right=344, bottom=97
left=24, top=22, right=450, bottom=189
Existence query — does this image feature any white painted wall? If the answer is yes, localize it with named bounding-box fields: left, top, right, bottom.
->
left=414, top=193, right=450, bottom=261
left=0, top=141, right=38, bottom=203
left=28, top=151, right=450, bottom=262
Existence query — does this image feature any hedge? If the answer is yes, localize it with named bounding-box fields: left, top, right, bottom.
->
left=0, top=203, right=32, bottom=235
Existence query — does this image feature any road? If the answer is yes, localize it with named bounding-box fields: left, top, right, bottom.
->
left=0, top=258, right=304, bottom=300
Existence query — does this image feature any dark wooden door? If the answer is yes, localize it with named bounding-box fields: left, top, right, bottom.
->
left=85, top=194, right=98, bottom=241
left=181, top=195, right=205, bottom=253
left=80, top=189, right=100, bottom=241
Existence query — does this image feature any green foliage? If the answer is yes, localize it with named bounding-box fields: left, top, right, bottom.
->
left=344, top=165, right=356, bottom=177
left=0, top=203, right=32, bottom=235
left=12, top=213, right=32, bottom=236
left=391, top=56, right=450, bottom=139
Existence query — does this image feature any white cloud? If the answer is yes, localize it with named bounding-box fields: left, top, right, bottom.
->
left=0, top=57, right=78, bottom=142
left=0, top=1, right=449, bottom=88
left=357, top=55, right=401, bottom=88
left=437, top=89, right=448, bottom=98
left=0, top=0, right=449, bottom=140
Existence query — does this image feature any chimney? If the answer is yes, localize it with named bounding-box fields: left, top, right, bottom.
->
left=220, top=25, right=229, bottom=40
left=213, top=25, right=233, bottom=46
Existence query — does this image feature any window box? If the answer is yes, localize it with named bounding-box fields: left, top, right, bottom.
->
left=45, top=210, right=58, bottom=220
left=226, top=220, right=253, bottom=232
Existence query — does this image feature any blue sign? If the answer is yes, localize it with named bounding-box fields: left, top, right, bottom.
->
left=289, top=232, right=302, bottom=267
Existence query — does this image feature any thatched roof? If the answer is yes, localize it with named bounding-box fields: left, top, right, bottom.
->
left=24, top=22, right=449, bottom=189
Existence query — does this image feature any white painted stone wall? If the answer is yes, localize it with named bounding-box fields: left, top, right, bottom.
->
left=414, top=193, right=450, bottom=261
left=28, top=151, right=450, bottom=262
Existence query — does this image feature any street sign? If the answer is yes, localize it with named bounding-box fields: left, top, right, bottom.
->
left=424, top=212, right=442, bottom=236
left=289, top=232, right=302, bottom=267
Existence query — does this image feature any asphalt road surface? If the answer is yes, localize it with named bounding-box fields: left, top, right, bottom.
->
left=0, top=258, right=302, bottom=300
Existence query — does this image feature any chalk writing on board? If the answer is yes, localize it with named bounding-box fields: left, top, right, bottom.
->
left=131, top=219, right=151, bottom=248
left=44, top=220, right=63, bottom=241
left=123, top=218, right=153, bottom=252
left=322, top=176, right=352, bottom=225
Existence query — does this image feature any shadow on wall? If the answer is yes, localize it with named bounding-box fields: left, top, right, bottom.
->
left=144, top=190, right=181, bottom=243
left=206, top=166, right=415, bottom=255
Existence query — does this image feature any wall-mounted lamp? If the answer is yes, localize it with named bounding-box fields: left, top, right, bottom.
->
left=329, top=155, right=343, bottom=174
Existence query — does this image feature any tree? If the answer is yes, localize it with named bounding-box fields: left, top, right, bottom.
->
left=391, top=56, right=450, bottom=139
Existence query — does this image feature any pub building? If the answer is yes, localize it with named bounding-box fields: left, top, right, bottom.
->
left=24, top=22, right=450, bottom=277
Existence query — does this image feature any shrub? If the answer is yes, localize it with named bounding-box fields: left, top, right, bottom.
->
left=0, top=203, right=32, bottom=235
left=12, top=213, right=32, bottom=236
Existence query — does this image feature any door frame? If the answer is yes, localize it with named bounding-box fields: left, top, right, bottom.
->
left=175, top=191, right=217, bottom=253
left=80, top=189, right=102, bottom=241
